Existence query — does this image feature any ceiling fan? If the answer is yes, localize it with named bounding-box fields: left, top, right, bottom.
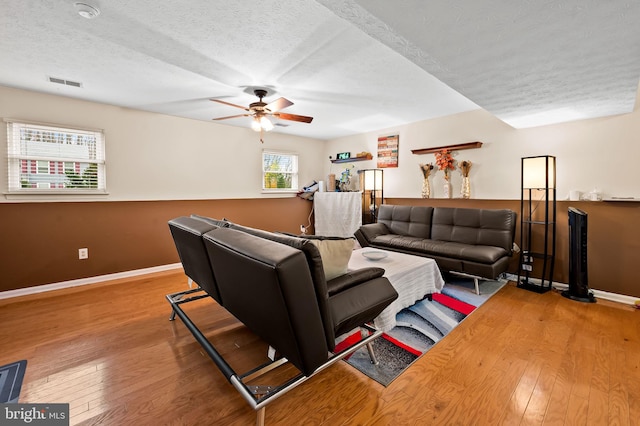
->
left=211, top=89, right=314, bottom=142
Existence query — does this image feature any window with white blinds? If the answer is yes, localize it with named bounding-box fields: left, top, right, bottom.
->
left=262, top=150, right=298, bottom=191
left=6, top=120, right=106, bottom=193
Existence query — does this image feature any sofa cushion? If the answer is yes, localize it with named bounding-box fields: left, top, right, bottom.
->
left=227, top=223, right=327, bottom=286
left=329, top=277, right=399, bottom=337
left=168, top=217, right=222, bottom=303
left=356, top=222, right=390, bottom=244
left=226, top=223, right=335, bottom=345
left=279, top=233, right=357, bottom=282
left=370, top=234, right=426, bottom=250
left=430, top=207, right=515, bottom=252
left=377, top=205, right=433, bottom=238
left=370, top=234, right=507, bottom=264
left=308, top=238, right=354, bottom=280
left=326, top=267, right=385, bottom=296
left=426, top=241, right=508, bottom=263
left=202, top=227, right=329, bottom=375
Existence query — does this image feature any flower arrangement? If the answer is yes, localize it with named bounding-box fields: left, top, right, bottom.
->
left=420, top=163, right=434, bottom=178
left=459, top=160, right=472, bottom=177
left=435, top=149, right=455, bottom=179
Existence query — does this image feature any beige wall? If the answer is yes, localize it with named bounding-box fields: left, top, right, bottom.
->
left=0, top=85, right=326, bottom=202
left=323, top=87, right=640, bottom=201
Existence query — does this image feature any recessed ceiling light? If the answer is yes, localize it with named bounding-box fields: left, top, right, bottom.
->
left=74, top=2, right=100, bottom=19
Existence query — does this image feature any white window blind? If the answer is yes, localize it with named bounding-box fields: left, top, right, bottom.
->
left=262, top=150, right=298, bottom=191
left=6, top=120, right=106, bottom=193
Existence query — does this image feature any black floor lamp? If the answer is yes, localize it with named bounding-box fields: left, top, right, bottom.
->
left=518, top=155, right=556, bottom=293
left=359, top=169, right=383, bottom=224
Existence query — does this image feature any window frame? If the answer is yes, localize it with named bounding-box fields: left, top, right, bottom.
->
left=261, top=149, right=299, bottom=193
left=36, top=160, right=50, bottom=174
left=5, top=119, right=106, bottom=195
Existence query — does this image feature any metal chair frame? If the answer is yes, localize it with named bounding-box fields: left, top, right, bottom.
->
left=166, top=287, right=382, bottom=426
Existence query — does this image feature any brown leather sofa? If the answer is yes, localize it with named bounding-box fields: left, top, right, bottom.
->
left=355, top=205, right=517, bottom=294
left=167, top=216, right=398, bottom=425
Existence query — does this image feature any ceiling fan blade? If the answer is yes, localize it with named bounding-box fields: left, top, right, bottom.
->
left=212, top=114, right=250, bottom=121
left=274, top=112, right=314, bottom=123
left=266, top=97, right=293, bottom=113
left=211, top=99, right=249, bottom=111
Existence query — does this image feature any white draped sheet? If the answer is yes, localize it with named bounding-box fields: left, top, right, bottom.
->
left=314, top=192, right=362, bottom=238
left=347, top=248, right=445, bottom=332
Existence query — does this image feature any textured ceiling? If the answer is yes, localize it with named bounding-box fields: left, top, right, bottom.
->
left=1, top=1, right=638, bottom=140
left=321, top=0, right=640, bottom=128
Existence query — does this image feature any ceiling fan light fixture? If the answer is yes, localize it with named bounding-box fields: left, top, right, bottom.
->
left=211, top=90, right=313, bottom=136
left=74, top=2, right=100, bottom=19
left=251, top=117, right=262, bottom=132
left=260, top=116, right=274, bottom=131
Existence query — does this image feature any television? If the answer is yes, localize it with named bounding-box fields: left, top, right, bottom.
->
left=562, top=207, right=596, bottom=302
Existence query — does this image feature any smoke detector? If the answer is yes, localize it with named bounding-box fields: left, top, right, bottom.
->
left=74, top=2, right=100, bottom=19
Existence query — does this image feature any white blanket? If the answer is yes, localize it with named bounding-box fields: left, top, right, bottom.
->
left=314, top=192, right=362, bottom=238
left=348, top=248, right=445, bottom=332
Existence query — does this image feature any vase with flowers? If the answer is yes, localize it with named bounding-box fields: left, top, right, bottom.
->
left=459, top=160, right=472, bottom=199
left=419, top=163, right=434, bottom=198
left=435, top=149, right=455, bottom=198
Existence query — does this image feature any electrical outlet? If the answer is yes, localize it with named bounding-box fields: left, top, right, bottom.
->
left=300, top=225, right=307, bottom=234
left=78, top=248, right=89, bottom=259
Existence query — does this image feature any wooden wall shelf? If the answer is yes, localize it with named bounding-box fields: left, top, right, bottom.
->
left=411, top=141, right=483, bottom=155
left=330, top=156, right=372, bottom=164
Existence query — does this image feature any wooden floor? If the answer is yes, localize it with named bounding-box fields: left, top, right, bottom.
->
left=1, top=272, right=638, bottom=425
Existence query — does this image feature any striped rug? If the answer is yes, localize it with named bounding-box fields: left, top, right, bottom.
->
left=335, top=277, right=506, bottom=386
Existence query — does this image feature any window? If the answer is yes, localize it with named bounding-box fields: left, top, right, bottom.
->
left=262, top=150, right=298, bottom=192
left=64, top=162, right=75, bottom=173
left=36, top=160, right=49, bottom=174
left=6, top=120, right=106, bottom=193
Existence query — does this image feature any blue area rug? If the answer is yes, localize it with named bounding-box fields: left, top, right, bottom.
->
left=338, top=277, right=506, bottom=386
left=0, top=360, right=27, bottom=403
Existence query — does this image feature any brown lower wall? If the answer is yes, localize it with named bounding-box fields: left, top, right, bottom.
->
left=387, top=198, right=640, bottom=298
left=0, top=198, right=313, bottom=292
left=2, top=197, right=638, bottom=298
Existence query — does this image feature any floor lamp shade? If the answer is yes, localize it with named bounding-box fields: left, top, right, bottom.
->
left=522, top=156, right=556, bottom=189
left=363, top=169, right=383, bottom=191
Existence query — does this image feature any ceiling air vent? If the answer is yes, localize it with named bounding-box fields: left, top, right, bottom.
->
left=48, top=77, right=83, bottom=88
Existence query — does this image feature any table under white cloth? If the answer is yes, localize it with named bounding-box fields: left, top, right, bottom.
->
left=314, top=192, right=362, bottom=238
left=347, top=248, right=445, bottom=332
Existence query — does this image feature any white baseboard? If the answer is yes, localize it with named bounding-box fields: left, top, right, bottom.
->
left=4, top=266, right=636, bottom=306
left=504, top=273, right=638, bottom=306
left=0, top=263, right=183, bottom=300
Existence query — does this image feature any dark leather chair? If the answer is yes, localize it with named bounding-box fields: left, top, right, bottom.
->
left=166, top=217, right=398, bottom=426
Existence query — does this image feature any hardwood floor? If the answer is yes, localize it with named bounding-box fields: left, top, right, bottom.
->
left=1, top=272, right=638, bottom=425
